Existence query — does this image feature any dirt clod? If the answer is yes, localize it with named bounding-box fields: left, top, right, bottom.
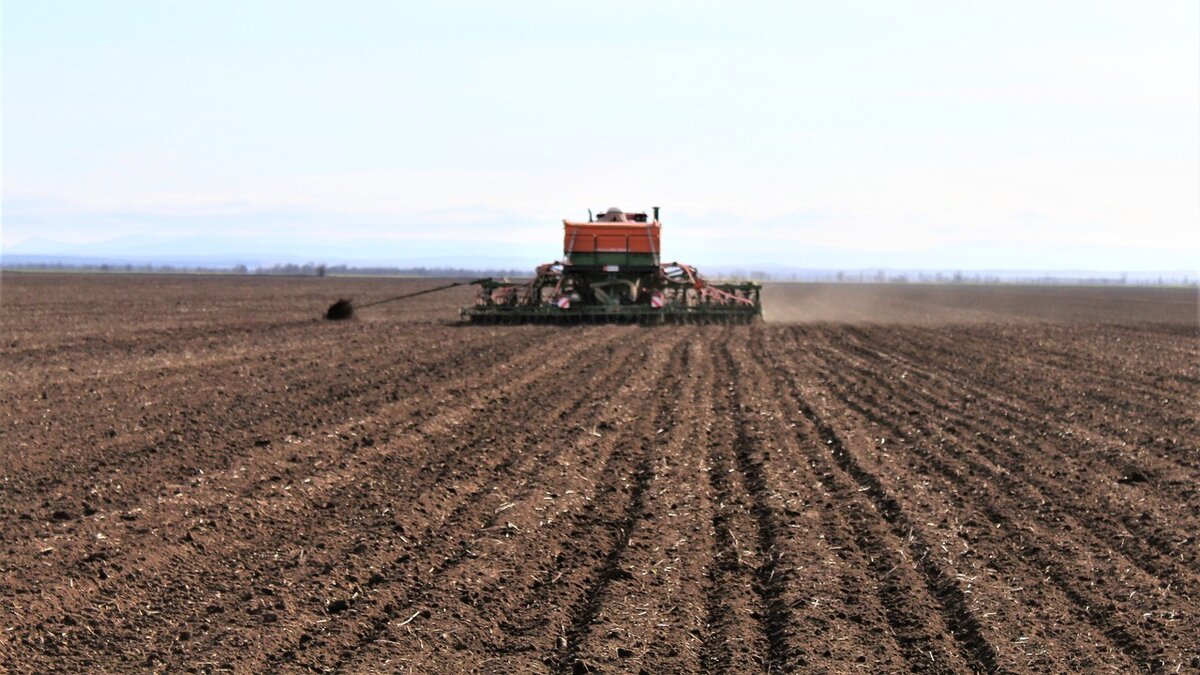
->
left=1117, top=469, right=1151, bottom=484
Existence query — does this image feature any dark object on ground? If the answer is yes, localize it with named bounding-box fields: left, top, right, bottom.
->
left=325, top=299, right=354, bottom=320
left=324, top=282, right=466, bottom=320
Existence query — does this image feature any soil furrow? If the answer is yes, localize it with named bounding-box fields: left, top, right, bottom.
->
left=797, top=329, right=1186, bottom=670
left=0, top=323, right=506, bottom=500
left=567, top=338, right=717, bottom=673
left=551, top=337, right=689, bottom=674
left=214, top=327, right=656, bottom=672
left=1, top=326, right=556, bottom=603
left=455, top=330, right=694, bottom=672
left=4, top=275, right=1196, bottom=673
left=836, top=328, right=1200, bottom=578
left=757, top=328, right=1002, bottom=673
left=870, top=325, right=1200, bottom=473
left=277, top=328, right=692, bottom=673
left=722, top=330, right=918, bottom=671
left=751, top=330, right=978, bottom=672
left=699, top=334, right=772, bottom=673
left=799, top=339, right=1146, bottom=669
left=715, top=339, right=795, bottom=671
left=2, top=327, right=617, bottom=671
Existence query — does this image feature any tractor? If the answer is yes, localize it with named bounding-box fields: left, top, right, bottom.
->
left=461, top=207, right=761, bottom=324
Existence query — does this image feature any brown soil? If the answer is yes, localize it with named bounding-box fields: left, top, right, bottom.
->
left=1, top=273, right=1197, bottom=673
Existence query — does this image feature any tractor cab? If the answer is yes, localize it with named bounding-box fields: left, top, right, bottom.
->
left=593, top=206, right=650, bottom=223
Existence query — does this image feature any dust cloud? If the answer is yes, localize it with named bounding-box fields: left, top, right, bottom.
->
left=761, top=283, right=1198, bottom=325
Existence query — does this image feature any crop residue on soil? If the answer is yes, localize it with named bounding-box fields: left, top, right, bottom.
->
left=1, top=273, right=1197, bottom=673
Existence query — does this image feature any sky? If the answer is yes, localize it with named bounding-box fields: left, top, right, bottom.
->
left=3, top=1, right=1198, bottom=271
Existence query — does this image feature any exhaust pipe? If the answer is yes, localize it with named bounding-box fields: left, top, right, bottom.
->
left=653, top=206, right=660, bottom=221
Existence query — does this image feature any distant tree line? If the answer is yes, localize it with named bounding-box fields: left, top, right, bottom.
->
left=250, top=263, right=527, bottom=278
left=745, top=270, right=1195, bottom=286
left=3, top=262, right=232, bottom=274
left=1, top=261, right=528, bottom=279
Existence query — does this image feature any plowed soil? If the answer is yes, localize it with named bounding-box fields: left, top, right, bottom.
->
left=2, top=273, right=1197, bottom=673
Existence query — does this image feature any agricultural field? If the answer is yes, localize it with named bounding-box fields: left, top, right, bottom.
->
left=1, top=272, right=1197, bottom=673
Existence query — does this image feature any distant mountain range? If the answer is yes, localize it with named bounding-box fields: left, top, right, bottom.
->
left=2, top=234, right=552, bottom=270
left=3, top=235, right=1195, bottom=283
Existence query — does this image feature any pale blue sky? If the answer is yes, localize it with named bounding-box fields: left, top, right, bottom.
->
left=3, top=1, right=1198, bottom=270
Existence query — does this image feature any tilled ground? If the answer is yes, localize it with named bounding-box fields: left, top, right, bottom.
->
left=1, top=274, right=1197, bottom=673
